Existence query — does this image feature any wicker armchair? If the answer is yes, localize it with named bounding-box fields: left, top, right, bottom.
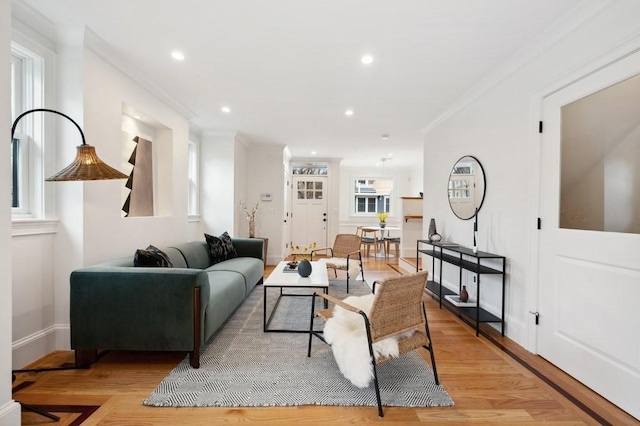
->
left=310, top=234, right=363, bottom=293
left=307, top=271, right=439, bottom=417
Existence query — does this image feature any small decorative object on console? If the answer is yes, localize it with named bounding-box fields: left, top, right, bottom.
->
left=428, top=218, right=442, bottom=242
left=460, top=285, right=469, bottom=302
left=240, top=200, right=260, bottom=238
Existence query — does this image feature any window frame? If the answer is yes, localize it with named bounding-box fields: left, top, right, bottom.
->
left=351, top=175, right=395, bottom=217
left=187, top=137, right=200, bottom=220
left=10, top=31, right=58, bottom=229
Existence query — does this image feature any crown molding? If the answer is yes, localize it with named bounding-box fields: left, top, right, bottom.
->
left=83, top=28, right=196, bottom=121
left=421, top=0, right=614, bottom=136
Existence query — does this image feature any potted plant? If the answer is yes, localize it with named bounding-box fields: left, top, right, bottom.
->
left=240, top=201, right=259, bottom=238
left=377, top=212, right=389, bottom=228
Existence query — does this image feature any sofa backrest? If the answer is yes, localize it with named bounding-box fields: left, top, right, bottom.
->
left=164, top=247, right=188, bottom=268
left=170, top=241, right=211, bottom=269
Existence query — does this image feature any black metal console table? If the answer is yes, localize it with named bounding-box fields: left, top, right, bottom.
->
left=417, top=240, right=506, bottom=336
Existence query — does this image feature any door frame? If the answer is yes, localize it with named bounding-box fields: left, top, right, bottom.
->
left=289, top=175, right=329, bottom=253
left=527, top=40, right=640, bottom=353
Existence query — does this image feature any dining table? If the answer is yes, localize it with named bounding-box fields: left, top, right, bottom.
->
left=361, top=225, right=401, bottom=258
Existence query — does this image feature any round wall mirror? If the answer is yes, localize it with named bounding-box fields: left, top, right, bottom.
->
left=448, top=155, right=486, bottom=220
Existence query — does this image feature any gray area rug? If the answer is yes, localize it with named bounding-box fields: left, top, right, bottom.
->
left=143, top=279, right=454, bottom=408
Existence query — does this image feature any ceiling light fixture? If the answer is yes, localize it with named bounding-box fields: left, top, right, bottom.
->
left=381, top=134, right=389, bottom=140
left=345, top=109, right=354, bottom=116
left=171, top=51, right=185, bottom=61
left=361, top=54, right=373, bottom=65
left=221, top=106, right=231, bottom=113
left=311, top=151, right=317, bottom=155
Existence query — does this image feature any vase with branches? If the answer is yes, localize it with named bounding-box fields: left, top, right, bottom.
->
left=240, top=201, right=259, bottom=238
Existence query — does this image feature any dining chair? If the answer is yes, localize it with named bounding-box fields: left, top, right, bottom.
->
left=357, top=226, right=383, bottom=257
left=383, top=234, right=400, bottom=258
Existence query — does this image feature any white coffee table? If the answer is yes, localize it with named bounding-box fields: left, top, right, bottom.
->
left=263, top=260, right=329, bottom=333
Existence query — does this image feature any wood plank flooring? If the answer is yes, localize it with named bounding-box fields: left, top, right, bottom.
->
left=13, top=255, right=638, bottom=425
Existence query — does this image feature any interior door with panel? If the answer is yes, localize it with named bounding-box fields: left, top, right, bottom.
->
left=538, top=52, right=640, bottom=420
left=291, top=176, right=328, bottom=253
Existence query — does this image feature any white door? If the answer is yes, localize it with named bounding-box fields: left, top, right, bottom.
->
left=538, top=52, right=640, bottom=420
left=291, top=176, right=328, bottom=253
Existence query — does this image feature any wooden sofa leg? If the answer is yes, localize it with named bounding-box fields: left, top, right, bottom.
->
left=189, top=350, right=200, bottom=368
left=190, top=287, right=201, bottom=368
left=75, top=349, right=97, bottom=367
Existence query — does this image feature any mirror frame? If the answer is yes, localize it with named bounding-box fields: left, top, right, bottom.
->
left=448, top=155, right=486, bottom=220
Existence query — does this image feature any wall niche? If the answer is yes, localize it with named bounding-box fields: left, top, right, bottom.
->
left=121, top=103, right=173, bottom=217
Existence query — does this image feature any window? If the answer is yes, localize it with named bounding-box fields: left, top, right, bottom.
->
left=187, top=138, right=200, bottom=218
left=353, top=178, right=393, bottom=215
left=11, top=45, right=40, bottom=217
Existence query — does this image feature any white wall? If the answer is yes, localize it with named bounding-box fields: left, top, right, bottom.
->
left=82, top=47, right=190, bottom=265
left=421, top=0, right=640, bottom=347
left=10, top=21, right=196, bottom=371
left=200, top=131, right=236, bottom=237
left=246, top=144, right=286, bottom=264
left=1, top=0, right=22, bottom=422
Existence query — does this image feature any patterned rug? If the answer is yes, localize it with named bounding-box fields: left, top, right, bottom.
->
left=143, top=279, right=454, bottom=409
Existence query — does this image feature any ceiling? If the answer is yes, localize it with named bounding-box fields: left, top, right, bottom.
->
left=19, top=0, right=582, bottom=168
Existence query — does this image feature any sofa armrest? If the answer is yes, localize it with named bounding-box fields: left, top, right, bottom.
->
left=70, top=267, right=210, bottom=352
left=232, top=237, right=264, bottom=261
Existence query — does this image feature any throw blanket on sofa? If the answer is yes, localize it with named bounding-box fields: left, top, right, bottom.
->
left=323, top=294, right=414, bottom=388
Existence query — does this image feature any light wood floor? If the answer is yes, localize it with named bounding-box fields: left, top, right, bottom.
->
left=13, top=255, right=638, bottom=425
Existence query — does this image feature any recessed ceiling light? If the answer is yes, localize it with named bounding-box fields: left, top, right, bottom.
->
left=171, top=51, right=185, bottom=61
left=381, top=134, right=389, bottom=140
left=221, top=106, right=231, bottom=113
left=311, top=151, right=317, bottom=155
left=345, top=109, right=354, bottom=116
left=389, top=153, right=394, bottom=157
left=361, top=54, right=373, bottom=65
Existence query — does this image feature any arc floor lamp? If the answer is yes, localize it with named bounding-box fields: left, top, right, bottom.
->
left=10, top=108, right=127, bottom=421
left=11, top=108, right=128, bottom=181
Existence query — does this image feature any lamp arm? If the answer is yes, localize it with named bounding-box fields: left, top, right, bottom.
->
left=11, top=108, right=86, bottom=146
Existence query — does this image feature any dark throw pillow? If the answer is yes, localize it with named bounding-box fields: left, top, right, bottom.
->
left=134, top=245, right=173, bottom=268
left=205, top=232, right=237, bottom=265
left=219, top=231, right=238, bottom=259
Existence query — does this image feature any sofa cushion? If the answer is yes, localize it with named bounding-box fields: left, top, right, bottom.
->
left=206, top=257, right=264, bottom=296
left=204, top=270, right=247, bottom=340
left=134, top=245, right=173, bottom=268
left=171, top=241, right=211, bottom=269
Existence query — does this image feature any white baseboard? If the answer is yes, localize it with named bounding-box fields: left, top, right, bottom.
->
left=12, top=325, right=70, bottom=369
left=0, top=400, right=21, bottom=426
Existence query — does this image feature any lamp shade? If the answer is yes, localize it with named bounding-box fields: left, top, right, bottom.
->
left=11, top=108, right=127, bottom=182
left=46, top=144, right=128, bottom=181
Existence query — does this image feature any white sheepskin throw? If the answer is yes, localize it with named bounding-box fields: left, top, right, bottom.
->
left=323, top=294, right=413, bottom=388
left=321, top=258, right=361, bottom=280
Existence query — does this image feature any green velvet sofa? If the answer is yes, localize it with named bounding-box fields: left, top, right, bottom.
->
left=69, top=238, right=264, bottom=368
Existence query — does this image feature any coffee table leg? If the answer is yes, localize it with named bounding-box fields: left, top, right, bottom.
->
left=324, top=286, right=328, bottom=309
left=263, top=285, right=267, bottom=332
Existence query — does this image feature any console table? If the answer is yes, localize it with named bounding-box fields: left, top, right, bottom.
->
left=417, top=240, right=506, bottom=336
